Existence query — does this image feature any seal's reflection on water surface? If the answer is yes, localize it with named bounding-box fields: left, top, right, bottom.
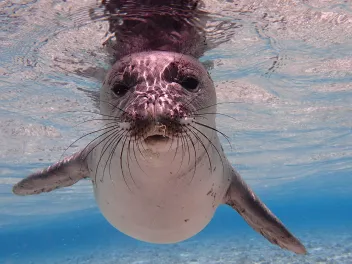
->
left=12, top=0, right=306, bottom=254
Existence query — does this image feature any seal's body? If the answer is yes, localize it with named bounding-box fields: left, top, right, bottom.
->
left=92, top=51, right=227, bottom=243
left=13, top=0, right=306, bottom=254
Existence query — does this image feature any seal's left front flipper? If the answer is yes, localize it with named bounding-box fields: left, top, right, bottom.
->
left=224, top=168, right=306, bottom=254
left=13, top=151, right=90, bottom=196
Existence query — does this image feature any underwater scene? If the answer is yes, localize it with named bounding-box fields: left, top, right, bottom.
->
left=0, top=0, right=351, bottom=263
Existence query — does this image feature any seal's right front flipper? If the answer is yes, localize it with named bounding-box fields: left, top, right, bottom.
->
left=13, top=151, right=90, bottom=196
left=224, top=168, right=307, bottom=255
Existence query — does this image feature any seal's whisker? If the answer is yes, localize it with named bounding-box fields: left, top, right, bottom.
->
left=179, top=134, right=186, bottom=165
left=119, top=134, right=133, bottom=192
left=193, top=121, right=232, bottom=149
left=193, top=112, right=238, bottom=121
left=74, top=119, right=120, bottom=128
left=194, top=101, right=243, bottom=112
left=81, top=125, right=122, bottom=164
left=184, top=94, right=199, bottom=109
left=62, top=110, right=119, bottom=119
left=100, top=131, right=125, bottom=184
left=189, top=124, right=225, bottom=173
left=126, top=137, right=137, bottom=187
left=168, top=134, right=176, bottom=154
left=107, top=131, right=129, bottom=187
left=179, top=133, right=187, bottom=166
left=105, top=132, right=124, bottom=183
left=99, top=98, right=128, bottom=114
left=97, top=129, right=125, bottom=183
left=186, top=126, right=212, bottom=174
left=183, top=128, right=198, bottom=183
left=131, top=137, right=148, bottom=177
left=127, top=137, right=135, bottom=180
left=60, top=124, right=121, bottom=161
left=134, top=134, right=147, bottom=163
left=182, top=130, right=193, bottom=171
left=139, top=133, right=150, bottom=153
left=174, top=135, right=186, bottom=175
left=181, top=133, right=192, bottom=166
left=172, top=134, right=180, bottom=162
left=135, top=136, right=147, bottom=161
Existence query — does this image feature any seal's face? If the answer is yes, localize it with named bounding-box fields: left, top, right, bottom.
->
left=100, top=51, right=216, bottom=152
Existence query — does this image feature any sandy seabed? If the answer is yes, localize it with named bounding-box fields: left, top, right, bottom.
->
left=18, top=230, right=352, bottom=264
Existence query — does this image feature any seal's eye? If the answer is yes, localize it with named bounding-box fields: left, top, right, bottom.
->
left=112, top=83, right=130, bottom=96
left=180, top=77, right=199, bottom=92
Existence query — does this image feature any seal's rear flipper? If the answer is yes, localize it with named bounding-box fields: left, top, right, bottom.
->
left=224, top=168, right=306, bottom=255
left=13, top=151, right=90, bottom=196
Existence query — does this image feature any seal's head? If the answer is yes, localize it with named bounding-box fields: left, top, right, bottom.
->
left=100, top=51, right=216, bottom=153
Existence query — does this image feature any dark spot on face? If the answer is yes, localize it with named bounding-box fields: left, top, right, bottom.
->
left=162, top=62, right=199, bottom=92
left=112, top=69, right=140, bottom=96
left=179, top=76, right=199, bottom=92
left=184, top=219, right=189, bottom=222
left=162, top=62, right=178, bottom=82
left=206, top=188, right=213, bottom=196
left=112, top=82, right=130, bottom=96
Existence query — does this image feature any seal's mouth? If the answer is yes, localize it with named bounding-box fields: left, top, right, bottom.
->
left=143, top=123, right=171, bottom=145
left=144, top=134, right=170, bottom=145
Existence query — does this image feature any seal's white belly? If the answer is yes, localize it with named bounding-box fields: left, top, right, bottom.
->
left=90, top=140, right=228, bottom=243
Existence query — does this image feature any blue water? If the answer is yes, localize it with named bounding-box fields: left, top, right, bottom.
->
left=1, top=174, right=352, bottom=263
left=1, top=0, right=352, bottom=263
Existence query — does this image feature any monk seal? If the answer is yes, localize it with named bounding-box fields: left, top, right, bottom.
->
left=12, top=0, right=306, bottom=255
